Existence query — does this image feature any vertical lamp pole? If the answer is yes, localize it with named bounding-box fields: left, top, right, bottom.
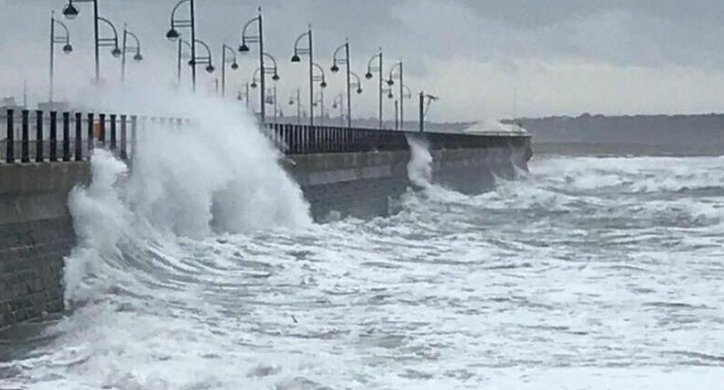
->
left=291, top=25, right=314, bottom=126
left=387, top=61, right=404, bottom=130
left=166, top=0, right=196, bottom=91
left=221, top=44, right=239, bottom=97
left=50, top=11, right=73, bottom=104
left=365, top=49, right=383, bottom=130
left=62, top=0, right=101, bottom=82
left=121, top=24, right=143, bottom=83
left=250, top=54, right=280, bottom=118
left=331, top=39, right=352, bottom=128
left=177, top=38, right=193, bottom=84
left=63, top=1, right=122, bottom=84
left=289, top=88, right=302, bottom=124
left=311, top=62, right=328, bottom=125
left=239, top=8, right=265, bottom=123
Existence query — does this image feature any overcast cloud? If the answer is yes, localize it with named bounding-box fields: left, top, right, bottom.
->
left=1, top=0, right=723, bottom=122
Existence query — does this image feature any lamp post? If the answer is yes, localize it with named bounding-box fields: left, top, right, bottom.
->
left=121, top=24, right=143, bottom=83
left=62, top=0, right=102, bottom=82
left=313, top=91, right=325, bottom=126
left=387, top=61, right=404, bottom=129
left=332, top=93, right=345, bottom=126
left=177, top=38, right=192, bottom=84
left=311, top=62, right=328, bottom=125
left=289, top=88, right=302, bottom=124
left=331, top=39, right=352, bottom=128
left=365, top=49, right=383, bottom=130
left=189, top=38, right=215, bottom=75
left=166, top=0, right=196, bottom=90
left=221, top=44, right=239, bottom=97
left=291, top=25, right=314, bottom=126
left=239, top=8, right=265, bottom=122
left=418, top=91, right=438, bottom=133
left=250, top=53, right=280, bottom=121
left=50, top=11, right=73, bottom=104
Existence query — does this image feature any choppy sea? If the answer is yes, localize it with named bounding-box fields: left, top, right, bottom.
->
left=2, top=123, right=723, bottom=389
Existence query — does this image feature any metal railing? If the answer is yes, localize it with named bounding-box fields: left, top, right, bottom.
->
left=2, top=109, right=529, bottom=164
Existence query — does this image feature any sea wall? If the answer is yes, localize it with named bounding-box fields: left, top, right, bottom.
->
left=0, top=163, right=88, bottom=328
left=0, top=134, right=531, bottom=328
left=289, top=138, right=531, bottom=219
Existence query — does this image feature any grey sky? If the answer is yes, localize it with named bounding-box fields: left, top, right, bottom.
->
left=1, top=0, right=723, bottom=122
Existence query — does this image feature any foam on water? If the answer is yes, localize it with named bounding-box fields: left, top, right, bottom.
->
left=2, top=103, right=724, bottom=389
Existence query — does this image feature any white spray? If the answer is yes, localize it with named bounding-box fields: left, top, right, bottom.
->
left=64, top=87, right=312, bottom=304
left=406, top=136, right=434, bottom=189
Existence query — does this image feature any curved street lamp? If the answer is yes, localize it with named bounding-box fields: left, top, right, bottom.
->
left=289, top=88, right=302, bottom=124
left=190, top=38, right=215, bottom=74
left=50, top=11, right=73, bottom=104
left=331, top=38, right=352, bottom=128
left=331, top=93, right=345, bottom=126
left=250, top=53, right=280, bottom=89
left=291, top=25, right=314, bottom=126
left=62, top=0, right=102, bottom=82
left=366, top=49, right=383, bottom=129
left=238, top=8, right=265, bottom=123
left=121, top=24, right=142, bottom=83
left=388, top=61, right=404, bottom=130
left=221, top=43, right=239, bottom=97
left=166, top=0, right=197, bottom=90
left=176, top=38, right=193, bottom=84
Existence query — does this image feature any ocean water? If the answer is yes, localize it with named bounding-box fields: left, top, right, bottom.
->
left=1, top=102, right=724, bottom=389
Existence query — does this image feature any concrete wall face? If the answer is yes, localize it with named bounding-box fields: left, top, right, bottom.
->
left=0, top=139, right=531, bottom=328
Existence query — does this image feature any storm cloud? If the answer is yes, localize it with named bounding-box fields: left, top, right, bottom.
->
left=1, top=0, right=723, bottom=121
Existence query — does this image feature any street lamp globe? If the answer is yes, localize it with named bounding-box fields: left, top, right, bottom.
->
left=231, top=62, right=239, bottom=70
left=133, top=53, right=143, bottom=62
left=291, top=54, right=301, bottom=63
left=330, top=64, right=339, bottom=73
left=188, top=59, right=195, bottom=66
left=289, top=99, right=294, bottom=106
left=387, top=79, right=394, bottom=86
left=62, top=44, right=73, bottom=54
left=166, top=28, right=180, bottom=42
left=320, top=81, right=327, bottom=88
left=62, top=4, right=79, bottom=20
left=388, top=92, right=394, bottom=99
left=111, top=47, right=122, bottom=58
left=205, top=64, right=215, bottom=73
left=251, top=81, right=257, bottom=88
left=238, top=43, right=250, bottom=53
left=365, top=72, right=373, bottom=80
left=272, top=73, right=280, bottom=81
left=356, top=88, right=363, bottom=94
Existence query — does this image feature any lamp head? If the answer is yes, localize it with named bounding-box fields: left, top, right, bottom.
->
left=205, top=64, right=215, bottom=73
left=387, top=79, right=394, bottom=86
left=365, top=72, right=373, bottom=80
left=133, top=52, right=143, bottom=62
left=188, top=59, right=195, bottom=66
left=330, top=64, right=339, bottom=73
left=291, top=54, right=301, bottom=63
left=388, top=92, right=394, bottom=99
left=332, top=103, right=338, bottom=109
left=320, top=81, right=327, bottom=88
left=231, top=62, right=239, bottom=70
left=251, top=81, right=257, bottom=88
left=62, top=3, right=79, bottom=20
left=356, top=88, right=363, bottom=94
left=289, top=99, right=294, bottom=106
left=62, top=44, right=73, bottom=54
left=166, top=28, right=180, bottom=42
left=272, top=73, right=280, bottom=81
left=238, top=43, right=250, bottom=53
left=111, top=47, right=122, bottom=58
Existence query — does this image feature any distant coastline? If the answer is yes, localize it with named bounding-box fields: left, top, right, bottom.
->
left=502, top=113, right=724, bottom=156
